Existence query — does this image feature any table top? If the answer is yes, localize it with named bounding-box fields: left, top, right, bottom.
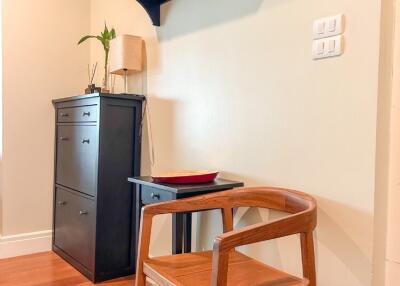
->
left=128, top=176, right=244, bottom=194
left=52, top=92, right=145, bottom=104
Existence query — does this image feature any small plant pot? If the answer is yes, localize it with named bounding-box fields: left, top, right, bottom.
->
left=85, top=84, right=102, bottom=94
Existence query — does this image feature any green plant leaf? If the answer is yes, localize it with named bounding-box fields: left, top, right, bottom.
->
left=78, top=35, right=96, bottom=45
left=103, top=23, right=109, bottom=39
left=110, top=28, right=116, bottom=39
left=96, top=36, right=106, bottom=48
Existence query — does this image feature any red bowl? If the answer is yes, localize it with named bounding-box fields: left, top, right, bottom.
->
left=152, top=171, right=219, bottom=184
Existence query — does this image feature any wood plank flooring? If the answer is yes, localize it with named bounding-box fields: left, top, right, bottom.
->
left=0, top=252, right=135, bottom=286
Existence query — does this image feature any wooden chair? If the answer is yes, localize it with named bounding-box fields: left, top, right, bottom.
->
left=136, top=187, right=317, bottom=286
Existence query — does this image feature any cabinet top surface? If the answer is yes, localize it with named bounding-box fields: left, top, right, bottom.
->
left=52, top=93, right=146, bottom=104
left=128, top=176, right=244, bottom=193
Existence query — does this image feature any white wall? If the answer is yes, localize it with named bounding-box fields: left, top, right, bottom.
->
left=373, top=0, right=395, bottom=284
left=91, top=0, right=382, bottom=285
left=382, top=0, right=400, bottom=284
left=1, top=0, right=90, bottom=240
left=0, top=0, right=4, bottom=236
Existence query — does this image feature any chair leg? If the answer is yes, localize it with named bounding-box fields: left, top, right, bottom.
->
left=300, top=232, right=316, bottom=286
left=136, top=213, right=153, bottom=286
left=136, top=272, right=146, bottom=286
left=211, top=242, right=229, bottom=286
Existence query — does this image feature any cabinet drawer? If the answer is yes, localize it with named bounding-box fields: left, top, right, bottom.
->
left=54, top=187, right=95, bottom=271
left=58, top=105, right=98, bottom=123
left=56, top=125, right=98, bottom=196
left=141, top=186, right=174, bottom=205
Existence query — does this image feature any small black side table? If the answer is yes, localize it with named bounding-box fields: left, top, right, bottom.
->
left=128, top=176, right=244, bottom=257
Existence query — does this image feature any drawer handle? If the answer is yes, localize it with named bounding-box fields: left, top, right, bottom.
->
left=60, top=112, right=69, bottom=117
left=60, top=137, right=69, bottom=141
left=57, top=201, right=66, bottom=206
left=79, top=210, right=88, bottom=215
left=81, top=139, right=90, bottom=144
left=82, top=111, right=91, bottom=117
left=151, top=193, right=160, bottom=200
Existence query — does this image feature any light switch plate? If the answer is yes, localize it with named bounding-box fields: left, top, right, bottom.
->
left=313, top=14, right=344, bottom=39
left=312, top=35, right=344, bottom=60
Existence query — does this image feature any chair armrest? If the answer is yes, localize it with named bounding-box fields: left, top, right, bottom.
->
left=214, top=209, right=316, bottom=252
left=210, top=209, right=316, bottom=286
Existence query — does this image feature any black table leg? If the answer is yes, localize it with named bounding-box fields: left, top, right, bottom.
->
left=134, top=185, right=143, bottom=273
left=183, top=213, right=192, bottom=253
left=172, top=213, right=183, bottom=254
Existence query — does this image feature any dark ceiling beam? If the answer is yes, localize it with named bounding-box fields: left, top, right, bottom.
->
left=136, top=0, right=170, bottom=26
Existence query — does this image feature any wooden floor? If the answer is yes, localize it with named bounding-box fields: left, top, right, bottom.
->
left=0, top=252, right=135, bottom=286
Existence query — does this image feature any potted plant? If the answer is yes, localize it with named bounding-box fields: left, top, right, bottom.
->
left=78, top=23, right=116, bottom=92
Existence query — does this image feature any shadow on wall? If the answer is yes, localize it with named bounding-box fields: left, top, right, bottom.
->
left=136, top=42, right=176, bottom=175
left=140, top=96, right=177, bottom=175
left=157, top=0, right=270, bottom=40
left=315, top=197, right=372, bottom=286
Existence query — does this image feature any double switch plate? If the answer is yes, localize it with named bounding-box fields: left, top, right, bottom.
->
left=312, top=14, right=344, bottom=60
left=312, top=35, right=343, bottom=59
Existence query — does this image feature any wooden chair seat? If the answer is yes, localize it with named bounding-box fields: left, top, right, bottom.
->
left=143, top=251, right=309, bottom=286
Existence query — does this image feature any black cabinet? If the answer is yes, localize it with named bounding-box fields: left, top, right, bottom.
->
left=52, top=93, right=144, bottom=282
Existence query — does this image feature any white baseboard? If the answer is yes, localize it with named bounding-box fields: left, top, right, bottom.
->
left=0, top=230, right=53, bottom=259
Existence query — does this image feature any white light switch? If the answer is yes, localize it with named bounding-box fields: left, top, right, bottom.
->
left=317, top=41, right=325, bottom=55
left=328, top=18, right=337, bottom=32
left=327, top=38, right=336, bottom=53
left=312, top=35, right=343, bottom=60
left=313, top=14, right=344, bottom=39
left=317, top=22, right=325, bottom=35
